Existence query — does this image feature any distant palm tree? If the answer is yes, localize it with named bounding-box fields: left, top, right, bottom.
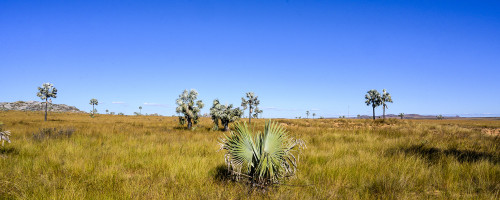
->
left=241, top=92, right=260, bottom=124
left=89, top=99, right=98, bottom=116
left=306, top=110, right=310, bottom=119
left=398, top=113, right=404, bottom=119
left=36, top=83, right=57, bottom=121
left=139, top=106, right=142, bottom=115
left=365, top=89, right=382, bottom=120
left=381, top=89, right=393, bottom=119
left=312, top=113, right=316, bottom=119
left=106, top=109, right=109, bottom=114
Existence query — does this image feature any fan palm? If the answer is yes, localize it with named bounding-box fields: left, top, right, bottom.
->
left=219, top=120, right=305, bottom=187
left=37, top=82, right=57, bottom=121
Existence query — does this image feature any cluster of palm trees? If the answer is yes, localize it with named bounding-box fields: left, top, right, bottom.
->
left=365, top=89, right=393, bottom=120
left=176, top=90, right=262, bottom=131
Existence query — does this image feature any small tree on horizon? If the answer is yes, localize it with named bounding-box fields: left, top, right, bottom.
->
left=139, top=106, right=142, bottom=115
left=365, top=89, right=382, bottom=120
left=381, top=89, right=393, bottom=119
left=241, top=92, right=260, bottom=124
left=306, top=110, right=310, bottom=119
left=312, top=113, right=316, bottom=119
left=106, top=109, right=109, bottom=114
left=37, top=83, right=57, bottom=121
left=252, top=107, right=263, bottom=119
left=399, top=113, right=404, bottom=119
left=176, top=89, right=204, bottom=129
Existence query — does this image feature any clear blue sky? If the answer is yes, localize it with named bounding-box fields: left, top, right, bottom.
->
left=1, top=0, right=499, bottom=118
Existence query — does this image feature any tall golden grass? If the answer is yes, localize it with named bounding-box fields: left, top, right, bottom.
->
left=0, top=111, right=498, bottom=199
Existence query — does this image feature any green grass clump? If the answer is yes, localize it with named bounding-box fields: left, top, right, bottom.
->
left=0, top=111, right=498, bottom=199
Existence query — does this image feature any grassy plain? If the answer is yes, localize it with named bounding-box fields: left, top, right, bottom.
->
left=0, top=111, right=498, bottom=199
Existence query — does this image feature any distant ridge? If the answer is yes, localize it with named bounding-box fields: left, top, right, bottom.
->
left=355, top=114, right=460, bottom=119
left=0, top=101, right=83, bottom=113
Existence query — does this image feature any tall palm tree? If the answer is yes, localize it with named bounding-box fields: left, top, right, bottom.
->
left=139, top=106, right=142, bottom=115
left=306, top=110, right=310, bottom=119
left=37, top=83, right=57, bottom=121
left=381, top=89, right=393, bottom=119
left=219, top=120, right=305, bottom=187
left=89, top=98, right=98, bottom=116
left=365, top=89, right=381, bottom=120
left=241, top=92, right=260, bottom=124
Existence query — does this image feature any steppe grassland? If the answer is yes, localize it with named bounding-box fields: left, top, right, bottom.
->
left=0, top=111, right=498, bottom=199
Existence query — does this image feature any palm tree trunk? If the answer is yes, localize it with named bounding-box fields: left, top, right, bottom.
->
left=92, top=104, right=95, bottom=115
left=248, top=106, right=252, bottom=124
left=372, top=106, right=375, bottom=120
left=187, top=117, right=192, bottom=129
left=44, top=99, right=48, bottom=121
left=383, top=105, right=386, bottom=119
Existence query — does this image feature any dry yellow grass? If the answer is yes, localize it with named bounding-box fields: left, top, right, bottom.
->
left=0, top=111, right=498, bottom=199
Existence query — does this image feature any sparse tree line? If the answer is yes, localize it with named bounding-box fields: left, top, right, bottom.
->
left=34, top=83, right=265, bottom=131
left=33, top=82, right=446, bottom=125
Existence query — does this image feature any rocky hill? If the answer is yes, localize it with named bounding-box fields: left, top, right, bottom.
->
left=0, top=101, right=83, bottom=113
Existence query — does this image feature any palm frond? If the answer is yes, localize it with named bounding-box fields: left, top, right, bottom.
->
left=219, top=120, right=305, bottom=186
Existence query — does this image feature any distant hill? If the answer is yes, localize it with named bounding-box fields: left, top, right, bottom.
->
left=356, top=114, right=460, bottom=119
left=0, top=101, right=83, bottom=113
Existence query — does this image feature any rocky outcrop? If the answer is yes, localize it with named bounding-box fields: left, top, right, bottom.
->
left=0, top=101, right=83, bottom=113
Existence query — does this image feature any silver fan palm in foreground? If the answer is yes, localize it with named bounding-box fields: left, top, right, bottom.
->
left=219, top=120, right=305, bottom=187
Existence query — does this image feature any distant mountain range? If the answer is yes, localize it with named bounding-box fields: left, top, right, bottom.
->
left=0, top=101, right=83, bottom=113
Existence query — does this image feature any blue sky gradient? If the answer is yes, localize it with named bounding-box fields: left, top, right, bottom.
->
left=1, top=0, right=499, bottom=118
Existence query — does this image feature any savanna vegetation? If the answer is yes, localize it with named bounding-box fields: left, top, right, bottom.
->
left=0, top=111, right=498, bottom=199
